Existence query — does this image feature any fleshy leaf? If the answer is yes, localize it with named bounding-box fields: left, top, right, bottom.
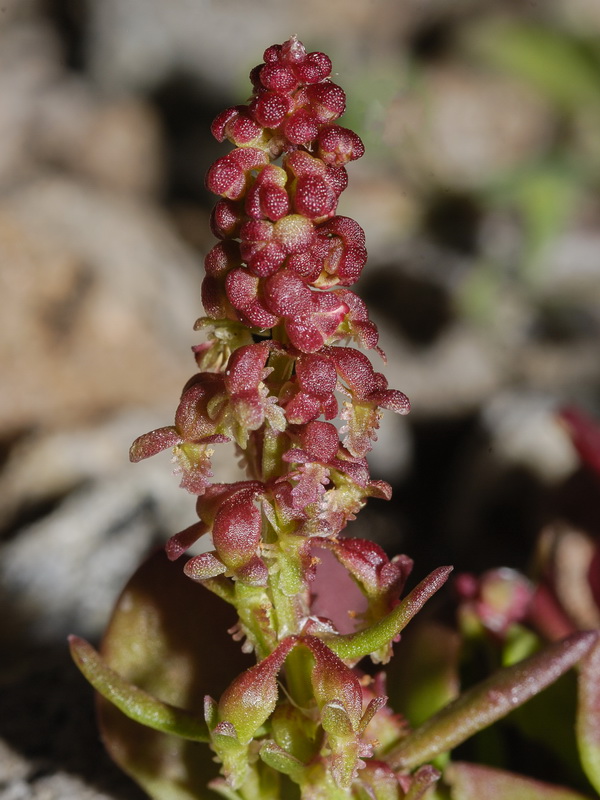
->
left=130, top=426, right=183, bottom=461
left=323, top=566, right=453, bottom=663
left=386, top=631, right=599, bottom=771
left=385, top=621, right=461, bottom=734
left=69, top=635, right=209, bottom=741
left=93, top=549, right=252, bottom=800
left=577, top=637, right=600, bottom=794
left=445, top=762, right=593, bottom=800
left=259, top=741, right=306, bottom=780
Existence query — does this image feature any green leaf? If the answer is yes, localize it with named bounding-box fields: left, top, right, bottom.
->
left=386, top=631, right=599, bottom=771
left=507, top=663, right=582, bottom=787
left=69, top=635, right=209, bottom=741
left=80, top=548, right=252, bottom=800
left=324, top=566, right=453, bottom=662
left=386, top=621, right=461, bottom=731
left=465, top=22, right=600, bottom=113
left=514, top=166, right=578, bottom=274
left=577, top=638, right=600, bottom=794
left=445, top=761, right=594, bottom=800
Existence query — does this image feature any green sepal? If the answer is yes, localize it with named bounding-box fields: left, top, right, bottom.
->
left=259, top=740, right=306, bottom=781
left=324, top=566, right=453, bottom=662
left=69, top=635, right=210, bottom=742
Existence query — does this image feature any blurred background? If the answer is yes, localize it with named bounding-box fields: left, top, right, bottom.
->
left=1, top=0, right=600, bottom=797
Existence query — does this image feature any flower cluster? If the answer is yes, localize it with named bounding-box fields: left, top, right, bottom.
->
left=202, top=35, right=380, bottom=355
left=130, top=36, right=410, bottom=618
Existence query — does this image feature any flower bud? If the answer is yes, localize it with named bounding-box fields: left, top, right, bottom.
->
left=305, top=82, right=346, bottom=123
left=283, top=109, right=320, bottom=145
left=212, top=487, right=262, bottom=570
left=317, top=125, right=365, bottom=166
left=294, top=51, right=332, bottom=84
left=250, top=90, right=292, bottom=128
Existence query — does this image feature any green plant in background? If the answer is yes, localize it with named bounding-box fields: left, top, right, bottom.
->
left=461, top=20, right=600, bottom=299
left=342, top=14, right=600, bottom=330
left=69, top=37, right=600, bottom=800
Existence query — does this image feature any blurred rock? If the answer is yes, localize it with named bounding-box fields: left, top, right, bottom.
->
left=0, top=740, right=30, bottom=786
left=380, top=319, right=503, bottom=417
left=0, top=176, right=201, bottom=433
left=337, top=171, right=420, bottom=261
left=87, top=0, right=295, bottom=94
left=0, top=767, right=121, bottom=800
left=552, top=0, right=600, bottom=34
left=0, top=14, right=163, bottom=196
left=0, top=20, right=62, bottom=188
left=0, top=461, right=159, bottom=644
left=87, top=0, right=412, bottom=94
left=34, top=78, right=164, bottom=195
left=482, top=392, right=579, bottom=483
left=385, top=65, right=554, bottom=188
left=0, top=408, right=244, bottom=642
left=540, top=230, right=600, bottom=302
left=516, top=338, right=599, bottom=396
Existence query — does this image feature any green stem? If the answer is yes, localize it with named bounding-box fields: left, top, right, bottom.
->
left=283, top=646, right=315, bottom=709
left=261, top=428, right=287, bottom=482
left=234, top=583, right=277, bottom=660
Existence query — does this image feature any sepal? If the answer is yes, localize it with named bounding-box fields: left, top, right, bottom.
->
left=322, top=538, right=414, bottom=663
left=328, top=346, right=410, bottom=457
left=323, top=566, right=453, bottom=664
left=302, top=635, right=384, bottom=788
left=259, top=740, right=306, bottom=781
left=129, top=426, right=183, bottom=461
left=352, top=760, right=403, bottom=800
left=401, top=765, right=441, bottom=800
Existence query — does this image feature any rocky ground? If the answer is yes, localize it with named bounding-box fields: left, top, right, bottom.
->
left=1, top=0, right=599, bottom=797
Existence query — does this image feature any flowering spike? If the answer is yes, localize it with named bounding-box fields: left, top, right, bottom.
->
left=84, top=37, right=599, bottom=800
